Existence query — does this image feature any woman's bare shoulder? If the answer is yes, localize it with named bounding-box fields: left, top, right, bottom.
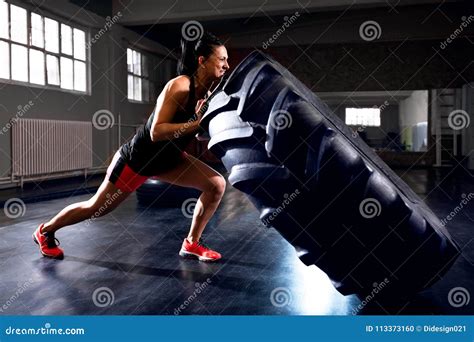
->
left=166, top=75, right=191, bottom=92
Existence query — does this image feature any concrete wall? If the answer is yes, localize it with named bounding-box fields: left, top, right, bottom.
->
left=399, top=90, right=428, bottom=151
left=0, top=0, right=176, bottom=187
left=116, top=0, right=437, bottom=24
left=399, top=91, right=428, bottom=128
left=222, top=3, right=472, bottom=47
left=217, top=2, right=473, bottom=92
left=228, top=37, right=474, bottom=93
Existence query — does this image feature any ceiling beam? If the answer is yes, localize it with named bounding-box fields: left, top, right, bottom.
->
left=114, top=0, right=453, bottom=25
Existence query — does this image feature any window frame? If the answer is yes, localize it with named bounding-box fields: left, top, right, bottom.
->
left=0, top=1, right=90, bottom=95
left=127, top=47, right=158, bottom=104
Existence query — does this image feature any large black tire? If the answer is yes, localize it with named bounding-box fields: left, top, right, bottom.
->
left=199, top=50, right=460, bottom=297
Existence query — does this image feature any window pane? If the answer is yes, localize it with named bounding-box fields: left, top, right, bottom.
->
left=46, top=54, right=59, bottom=85
left=11, top=44, right=28, bottom=82
left=29, top=49, right=45, bottom=85
left=45, top=18, right=59, bottom=53
left=31, top=13, right=44, bottom=48
left=142, top=79, right=149, bottom=102
left=0, top=41, right=9, bottom=79
left=127, top=48, right=133, bottom=73
left=0, top=1, right=8, bottom=39
left=60, top=57, right=73, bottom=89
left=133, top=76, right=142, bottom=101
left=132, top=50, right=141, bottom=75
left=375, top=115, right=381, bottom=126
left=142, top=54, right=149, bottom=77
left=74, top=60, right=86, bottom=91
left=149, top=82, right=156, bottom=102
left=61, top=24, right=72, bottom=55
left=10, top=5, right=27, bottom=44
left=345, top=108, right=381, bottom=127
left=73, top=28, right=86, bottom=61
left=127, top=74, right=133, bottom=100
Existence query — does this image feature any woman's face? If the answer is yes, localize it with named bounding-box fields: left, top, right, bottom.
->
left=200, top=45, right=229, bottom=80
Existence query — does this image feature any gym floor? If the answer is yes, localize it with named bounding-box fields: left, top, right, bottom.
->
left=0, top=166, right=472, bottom=315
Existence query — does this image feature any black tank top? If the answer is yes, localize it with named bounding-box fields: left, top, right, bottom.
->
left=120, top=76, right=196, bottom=176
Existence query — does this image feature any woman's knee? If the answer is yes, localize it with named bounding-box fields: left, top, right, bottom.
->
left=87, top=181, right=129, bottom=214
left=83, top=200, right=103, bottom=218
left=85, top=194, right=124, bottom=218
left=204, top=175, right=226, bottom=199
left=216, top=176, right=227, bottom=195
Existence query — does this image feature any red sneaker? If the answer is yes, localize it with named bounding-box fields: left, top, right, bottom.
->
left=179, top=238, right=221, bottom=262
left=32, top=224, right=64, bottom=259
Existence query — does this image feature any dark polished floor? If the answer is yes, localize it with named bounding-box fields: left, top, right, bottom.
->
left=0, top=166, right=473, bottom=315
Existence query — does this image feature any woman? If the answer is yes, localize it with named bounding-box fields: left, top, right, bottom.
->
left=33, top=32, right=230, bottom=262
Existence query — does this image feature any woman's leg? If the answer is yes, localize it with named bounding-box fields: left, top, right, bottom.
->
left=34, top=175, right=131, bottom=258
left=154, top=153, right=226, bottom=243
left=41, top=151, right=136, bottom=235
left=34, top=151, right=146, bottom=259
left=41, top=178, right=131, bottom=235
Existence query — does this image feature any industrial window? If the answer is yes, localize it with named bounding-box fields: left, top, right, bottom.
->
left=0, top=1, right=88, bottom=92
left=345, top=107, right=381, bottom=127
left=127, top=47, right=157, bottom=103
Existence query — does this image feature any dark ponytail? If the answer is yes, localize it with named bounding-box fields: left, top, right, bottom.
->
left=177, top=31, right=224, bottom=76
left=177, top=39, right=197, bottom=76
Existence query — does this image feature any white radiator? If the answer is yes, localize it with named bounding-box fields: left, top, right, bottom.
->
left=12, top=118, right=93, bottom=177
